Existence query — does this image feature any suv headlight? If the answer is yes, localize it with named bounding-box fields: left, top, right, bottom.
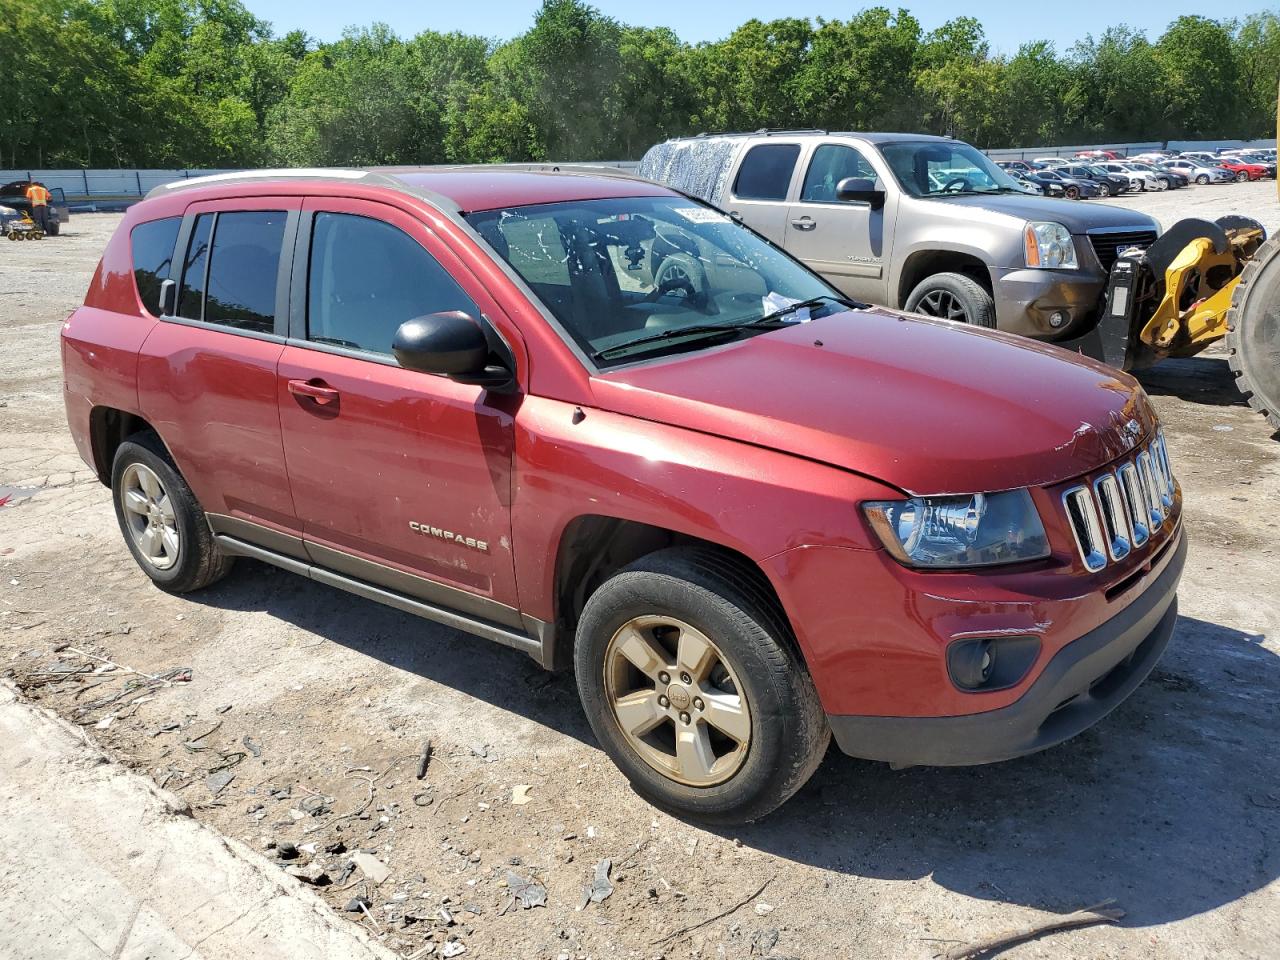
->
left=1023, top=221, right=1078, bottom=270
left=864, top=489, right=1050, bottom=569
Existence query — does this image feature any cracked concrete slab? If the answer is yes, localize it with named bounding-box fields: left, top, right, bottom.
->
left=0, top=683, right=395, bottom=960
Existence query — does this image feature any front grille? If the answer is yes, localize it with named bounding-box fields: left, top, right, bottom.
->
left=1088, top=229, right=1158, bottom=272
left=1063, top=430, right=1175, bottom=573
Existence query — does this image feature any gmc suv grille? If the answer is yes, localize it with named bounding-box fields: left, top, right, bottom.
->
left=1088, top=229, right=1158, bottom=272
left=1062, top=431, right=1175, bottom=572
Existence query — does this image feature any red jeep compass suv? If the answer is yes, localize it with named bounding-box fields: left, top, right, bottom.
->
left=62, top=168, right=1185, bottom=822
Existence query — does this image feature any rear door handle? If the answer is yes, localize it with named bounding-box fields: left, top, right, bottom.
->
left=791, top=217, right=816, bottom=230
left=288, top=379, right=339, bottom=405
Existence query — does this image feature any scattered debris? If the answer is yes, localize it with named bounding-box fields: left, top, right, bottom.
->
left=440, top=942, right=466, bottom=958
left=94, top=715, right=115, bottom=730
left=285, top=862, right=329, bottom=885
left=942, top=900, right=1125, bottom=960
left=511, top=784, right=532, bottom=806
left=215, top=704, right=232, bottom=714
left=416, top=739, right=433, bottom=779
left=750, top=928, right=779, bottom=955
left=276, top=842, right=299, bottom=861
left=205, top=769, right=235, bottom=797
left=579, top=858, right=613, bottom=908
left=652, top=877, right=774, bottom=945
left=352, top=852, right=391, bottom=885
left=502, top=871, right=548, bottom=912
left=242, top=735, right=263, bottom=757
left=344, top=896, right=371, bottom=913
left=754, top=901, right=775, bottom=916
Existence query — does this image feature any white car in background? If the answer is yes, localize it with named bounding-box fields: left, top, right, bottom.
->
left=1161, top=158, right=1236, bottom=185
left=1032, top=157, right=1069, bottom=167
left=1099, top=162, right=1165, bottom=191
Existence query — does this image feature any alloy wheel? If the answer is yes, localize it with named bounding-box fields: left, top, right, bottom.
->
left=603, top=615, right=751, bottom=786
left=119, top=463, right=180, bottom=570
left=916, top=289, right=969, bottom=322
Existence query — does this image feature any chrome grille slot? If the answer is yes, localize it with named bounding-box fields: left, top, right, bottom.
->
left=1117, top=463, right=1150, bottom=547
left=1063, top=486, right=1108, bottom=572
left=1093, top=474, right=1131, bottom=561
left=1064, top=435, right=1175, bottom=572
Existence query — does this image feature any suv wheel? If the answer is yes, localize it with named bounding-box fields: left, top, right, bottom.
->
left=904, top=272, right=997, bottom=327
left=1196, top=174, right=1210, bottom=185
left=574, top=548, right=829, bottom=823
left=111, top=432, right=234, bottom=593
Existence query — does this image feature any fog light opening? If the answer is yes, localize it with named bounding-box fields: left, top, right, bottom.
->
left=947, top=635, right=1042, bottom=693
left=1049, top=310, right=1069, bottom=329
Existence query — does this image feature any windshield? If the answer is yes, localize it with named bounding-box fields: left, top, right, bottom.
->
left=880, top=141, right=1022, bottom=197
left=466, top=197, right=843, bottom=367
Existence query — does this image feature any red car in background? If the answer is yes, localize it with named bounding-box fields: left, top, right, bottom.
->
left=60, top=167, right=1185, bottom=822
left=1213, top=158, right=1269, bottom=182
left=1073, top=149, right=1122, bottom=161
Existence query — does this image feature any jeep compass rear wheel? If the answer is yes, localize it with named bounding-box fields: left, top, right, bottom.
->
left=575, top=548, right=829, bottom=823
left=111, top=433, right=234, bottom=593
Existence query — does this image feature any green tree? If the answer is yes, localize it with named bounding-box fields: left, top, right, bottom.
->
left=1155, top=16, right=1242, bottom=137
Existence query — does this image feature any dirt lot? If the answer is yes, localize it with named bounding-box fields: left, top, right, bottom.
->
left=2, top=184, right=1279, bottom=960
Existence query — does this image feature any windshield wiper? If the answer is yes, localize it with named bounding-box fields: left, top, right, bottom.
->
left=592, top=324, right=746, bottom=361
left=745, top=294, right=860, bottom=327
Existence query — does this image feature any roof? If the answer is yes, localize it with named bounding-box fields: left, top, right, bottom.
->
left=144, top=165, right=671, bottom=213
left=656, top=130, right=954, bottom=146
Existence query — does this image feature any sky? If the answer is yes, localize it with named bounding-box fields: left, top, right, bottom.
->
left=248, top=0, right=1274, bottom=55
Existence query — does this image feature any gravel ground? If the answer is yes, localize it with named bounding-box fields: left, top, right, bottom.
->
left=1, top=183, right=1278, bottom=960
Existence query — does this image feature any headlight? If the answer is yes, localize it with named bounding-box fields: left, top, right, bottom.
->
left=1023, top=221, right=1078, bottom=270
left=864, top=489, right=1051, bottom=569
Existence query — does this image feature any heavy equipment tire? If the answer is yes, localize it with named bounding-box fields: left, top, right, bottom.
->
left=905, top=272, right=997, bottom=327
left=1226, top=235, right=1280, bottom=432
left=111, top=432, right=235, bottom=592
left=575, top=547, right=829, bottom=823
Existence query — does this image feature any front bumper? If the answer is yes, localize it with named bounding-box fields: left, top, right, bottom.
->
left=827, top=527, right=1186, bottom=767
left=991, top=264, right=1107, bottom=339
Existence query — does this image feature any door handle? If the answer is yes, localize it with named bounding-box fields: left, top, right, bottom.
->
left=288, top=379, right=339, bottom=405
left=791, top=217, right=816, bottom=230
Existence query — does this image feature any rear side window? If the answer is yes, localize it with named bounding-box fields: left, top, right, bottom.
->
left=733, top=144, right=800, bottom=201
left=178, top=211, right=286, bottom=333
left=130, top=217, right=181, bottom=317
left=306, top=212, right=479, bottom=356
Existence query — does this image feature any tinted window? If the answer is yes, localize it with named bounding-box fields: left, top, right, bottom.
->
left=130, top=217, right=181, bottom=317
left=203, top=211, right=286, bottom=333
left=178, top=214, right=212, bottom=320
left=733, top=144, right=800, bottom=201
left=306, top=212, right=478, bottom=355
left=800, top=145, right=877, bottom=202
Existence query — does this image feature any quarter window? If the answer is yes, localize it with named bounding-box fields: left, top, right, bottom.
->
left=800, top=145, right=877, bottom=203
left=130, top=217, right=181, bottom=317
left=306, top=212, right=479, bottom=356
left=733, top=144, right=800, bottom=201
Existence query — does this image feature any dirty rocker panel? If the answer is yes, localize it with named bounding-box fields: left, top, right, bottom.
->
left=828, top=527, right=1186, bottom=767
left=205, top=514, right=547, bottom=665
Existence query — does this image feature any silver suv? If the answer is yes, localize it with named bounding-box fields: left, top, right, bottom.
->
left=638, top=131, right=1160, bottom=341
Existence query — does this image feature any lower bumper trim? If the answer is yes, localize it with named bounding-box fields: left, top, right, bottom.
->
left=828, top=528, right=1185, bottom=767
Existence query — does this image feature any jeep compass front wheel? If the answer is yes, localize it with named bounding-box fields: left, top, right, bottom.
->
left=575, top=548, right=829, bottom=823
left=111, top=432, right=234, bottom=593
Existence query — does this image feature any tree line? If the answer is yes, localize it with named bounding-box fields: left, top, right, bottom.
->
left=2, top=0, right=1277, bottom=169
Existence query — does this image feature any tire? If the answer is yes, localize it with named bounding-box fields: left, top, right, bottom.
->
left=45, top=219, right=59, bottom=236
left=1235, top=171, right=1248, bottom=183
left=111, top=432, right=234, bottom=593
left=1196, top=174, right=1210, bottom=185
left=904, top=272, right=997, bottom=327
left=1064, top=184, right=1080, bottom=200
left=1226, top=234, right=1280, bottom=432
left=574, top=547, right=829, bottom=823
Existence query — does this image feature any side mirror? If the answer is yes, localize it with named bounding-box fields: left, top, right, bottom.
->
left=835, top=177, right=885, bottom=210
left=392, top=311, right=513, bottom=390
left=158, top=278, right=176, bottom=316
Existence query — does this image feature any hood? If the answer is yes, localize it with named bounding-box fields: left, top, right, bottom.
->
left=927, top=193, right=1159, bottom=234
left=590, top=309, right=1157, bottom=496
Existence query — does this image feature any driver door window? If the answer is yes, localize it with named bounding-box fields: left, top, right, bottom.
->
left=799, top=145, right=877, bottom=204
left=305, top=212, right=479, bottom=356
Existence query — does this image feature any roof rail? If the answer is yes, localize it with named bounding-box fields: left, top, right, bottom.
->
left=753, top=128, right=828, bottom=136
left=143, top=167, right=400, bottom=199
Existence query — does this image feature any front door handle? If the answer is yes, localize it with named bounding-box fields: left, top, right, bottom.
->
left=790, top=217, right=817, bottom=230
left=288, top=379, right=339, bottom=405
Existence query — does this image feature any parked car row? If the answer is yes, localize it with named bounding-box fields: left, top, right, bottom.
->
left=994, top=146, right=1275, bottom=198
